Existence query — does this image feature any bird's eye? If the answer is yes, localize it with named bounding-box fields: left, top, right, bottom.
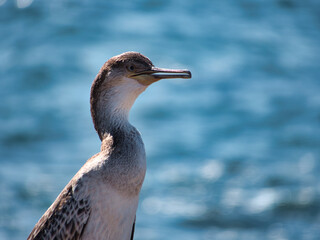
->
left=128, top=65, right=135, bottom=71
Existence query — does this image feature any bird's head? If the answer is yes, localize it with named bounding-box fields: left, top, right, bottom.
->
left=99, top=51, right=191, bottom=86
left=91, top=51, right=191, bottom=108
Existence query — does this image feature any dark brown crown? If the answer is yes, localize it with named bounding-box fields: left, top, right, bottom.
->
left=103, top=52, right=153, bottom=71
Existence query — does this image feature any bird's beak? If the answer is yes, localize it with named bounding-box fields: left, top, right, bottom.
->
left=131, top=67, right=192, bottom=85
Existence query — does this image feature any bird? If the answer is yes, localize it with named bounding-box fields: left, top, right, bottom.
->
left=27, top=52, right=191, bottom=240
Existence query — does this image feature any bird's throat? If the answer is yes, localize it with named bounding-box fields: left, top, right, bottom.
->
left=91, top=78, right=147, bottom=142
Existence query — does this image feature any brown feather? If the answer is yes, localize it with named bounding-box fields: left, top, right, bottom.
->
left=27, top=179, right=90, bottom=240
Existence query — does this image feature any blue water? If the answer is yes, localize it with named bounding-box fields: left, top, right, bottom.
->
left=1, top=0, right=320, bottom=239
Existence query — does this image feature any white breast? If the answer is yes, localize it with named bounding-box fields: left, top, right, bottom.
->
left=80, top=182, right=139, bottom=240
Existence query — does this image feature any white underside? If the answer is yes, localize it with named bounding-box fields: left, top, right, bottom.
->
left=81, top=185, right=139, bottom=240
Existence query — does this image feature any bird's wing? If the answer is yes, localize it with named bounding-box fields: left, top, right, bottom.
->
left=130, top=215, right=136, bottom=240
left=27, top=179, right=90, bottom=240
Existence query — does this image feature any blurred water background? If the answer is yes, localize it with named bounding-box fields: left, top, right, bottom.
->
left=1, top=0, right=320, bottom=239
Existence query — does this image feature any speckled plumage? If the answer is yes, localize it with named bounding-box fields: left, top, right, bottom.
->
left=27, top=177, right=91, bottom=240
left=28, top=129, right=145, bottom=240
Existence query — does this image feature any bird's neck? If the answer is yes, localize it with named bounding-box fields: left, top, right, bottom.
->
left=91, top=78, right=147, bottom=145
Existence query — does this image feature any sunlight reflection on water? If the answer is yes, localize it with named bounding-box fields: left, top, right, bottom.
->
left=0, top=0, right=320, bottom=239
